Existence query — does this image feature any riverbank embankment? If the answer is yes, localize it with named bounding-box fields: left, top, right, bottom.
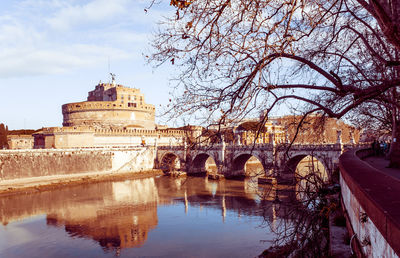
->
left=0, top=147, right=160, bottom=196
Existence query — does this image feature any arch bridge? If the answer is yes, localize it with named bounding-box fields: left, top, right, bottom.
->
left=156, top=142, right=348, bottom=183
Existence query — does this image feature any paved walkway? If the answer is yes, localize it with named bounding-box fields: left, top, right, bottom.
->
left=363, top=156, right=400, bottom=181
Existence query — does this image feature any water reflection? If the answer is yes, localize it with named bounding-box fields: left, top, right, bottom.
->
left=0, top=176, right=290, bottom=257
left=47, top=178, right=159, bottom=252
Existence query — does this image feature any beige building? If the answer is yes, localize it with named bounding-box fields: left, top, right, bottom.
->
left=7, top=135, right=34, bottom=149
left=272, top=114, right=360, bottom=144
left=62, top=81, right=155, bottom=130
left=234, top=121, right=287, bottom=144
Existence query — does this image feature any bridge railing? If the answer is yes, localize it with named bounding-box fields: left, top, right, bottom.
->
left=156, top=142, right=360, bottom=151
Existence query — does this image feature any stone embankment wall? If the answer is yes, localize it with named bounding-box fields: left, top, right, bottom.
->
left=339, top=149, right=400, bottom=258
left=0, top=147, right=155, bottom=181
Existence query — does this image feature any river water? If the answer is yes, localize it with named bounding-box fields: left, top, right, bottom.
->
left=0, top=176, right=282, bottom=258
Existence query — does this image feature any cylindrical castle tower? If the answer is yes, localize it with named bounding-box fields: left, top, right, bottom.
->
left=62, top=82, right=155, bottom=129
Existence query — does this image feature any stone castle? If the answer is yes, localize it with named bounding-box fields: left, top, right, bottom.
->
left=62, top=80, right=155, bottom=130
left=31, top=78, right=187, bottom=149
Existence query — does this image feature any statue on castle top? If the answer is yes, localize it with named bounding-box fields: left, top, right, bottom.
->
left=110, top=73, right=116, bottom=86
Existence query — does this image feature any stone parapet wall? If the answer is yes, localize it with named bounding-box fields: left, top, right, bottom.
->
left=0, top=147, right=155, bottom=181
left=339, top=149, right=400, bottom=257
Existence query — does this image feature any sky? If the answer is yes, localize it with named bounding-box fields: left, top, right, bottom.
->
left=0, top=0, right=176, bottom=130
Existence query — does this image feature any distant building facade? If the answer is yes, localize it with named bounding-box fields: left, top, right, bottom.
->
left=271, top=114, right=360, bottom=144
left=7, top=135, right=34, bottom=149
left=234, top=121, right=287, bottom=145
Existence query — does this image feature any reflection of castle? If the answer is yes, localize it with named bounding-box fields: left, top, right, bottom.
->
left=46, top=178, right=160, bottom=251
left=0, top=178, right=160, bottom=251
left=0, top=176, right=290, bottom=253
left=47, top=204, right=158, bottom=250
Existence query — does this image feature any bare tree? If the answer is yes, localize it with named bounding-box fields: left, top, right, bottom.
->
left=146, top=1, right=400, bottom=253
left=251, top=151, right=338, bottom=257
left=149, top=0, right=400, bottom=164
left=355, top=0, right=400, bottom=53
left=351, top=97, right=394, bottom=135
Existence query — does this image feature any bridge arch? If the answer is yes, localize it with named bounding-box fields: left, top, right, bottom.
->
left=283, top=154, right=330, bottom=187
left=159, top=152, right=182, bottom=172
left=190, top=152, right=218, bottom=175
left=232, top=153, right=265, bottom=177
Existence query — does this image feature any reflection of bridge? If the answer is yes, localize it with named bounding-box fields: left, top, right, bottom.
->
left=157, top=142, right=347, bottom=182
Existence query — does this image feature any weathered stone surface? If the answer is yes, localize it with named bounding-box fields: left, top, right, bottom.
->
left=0, top=147, right=155, bottom=181
left=7, top=135, right=34, bottom=149
left=157, top=143, right=343, bottom=179
left=329, top=209, right=352, bottom=257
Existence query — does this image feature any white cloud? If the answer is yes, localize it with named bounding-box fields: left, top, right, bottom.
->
left=0, top=22, right=44, bottom=46
left=46, top=0, right=130, bottom=30
left=0, top=0, right=176, bottom=130
left=0, top=0, right=159, bottom=78
left=0, top=44, right=134, bottom=78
